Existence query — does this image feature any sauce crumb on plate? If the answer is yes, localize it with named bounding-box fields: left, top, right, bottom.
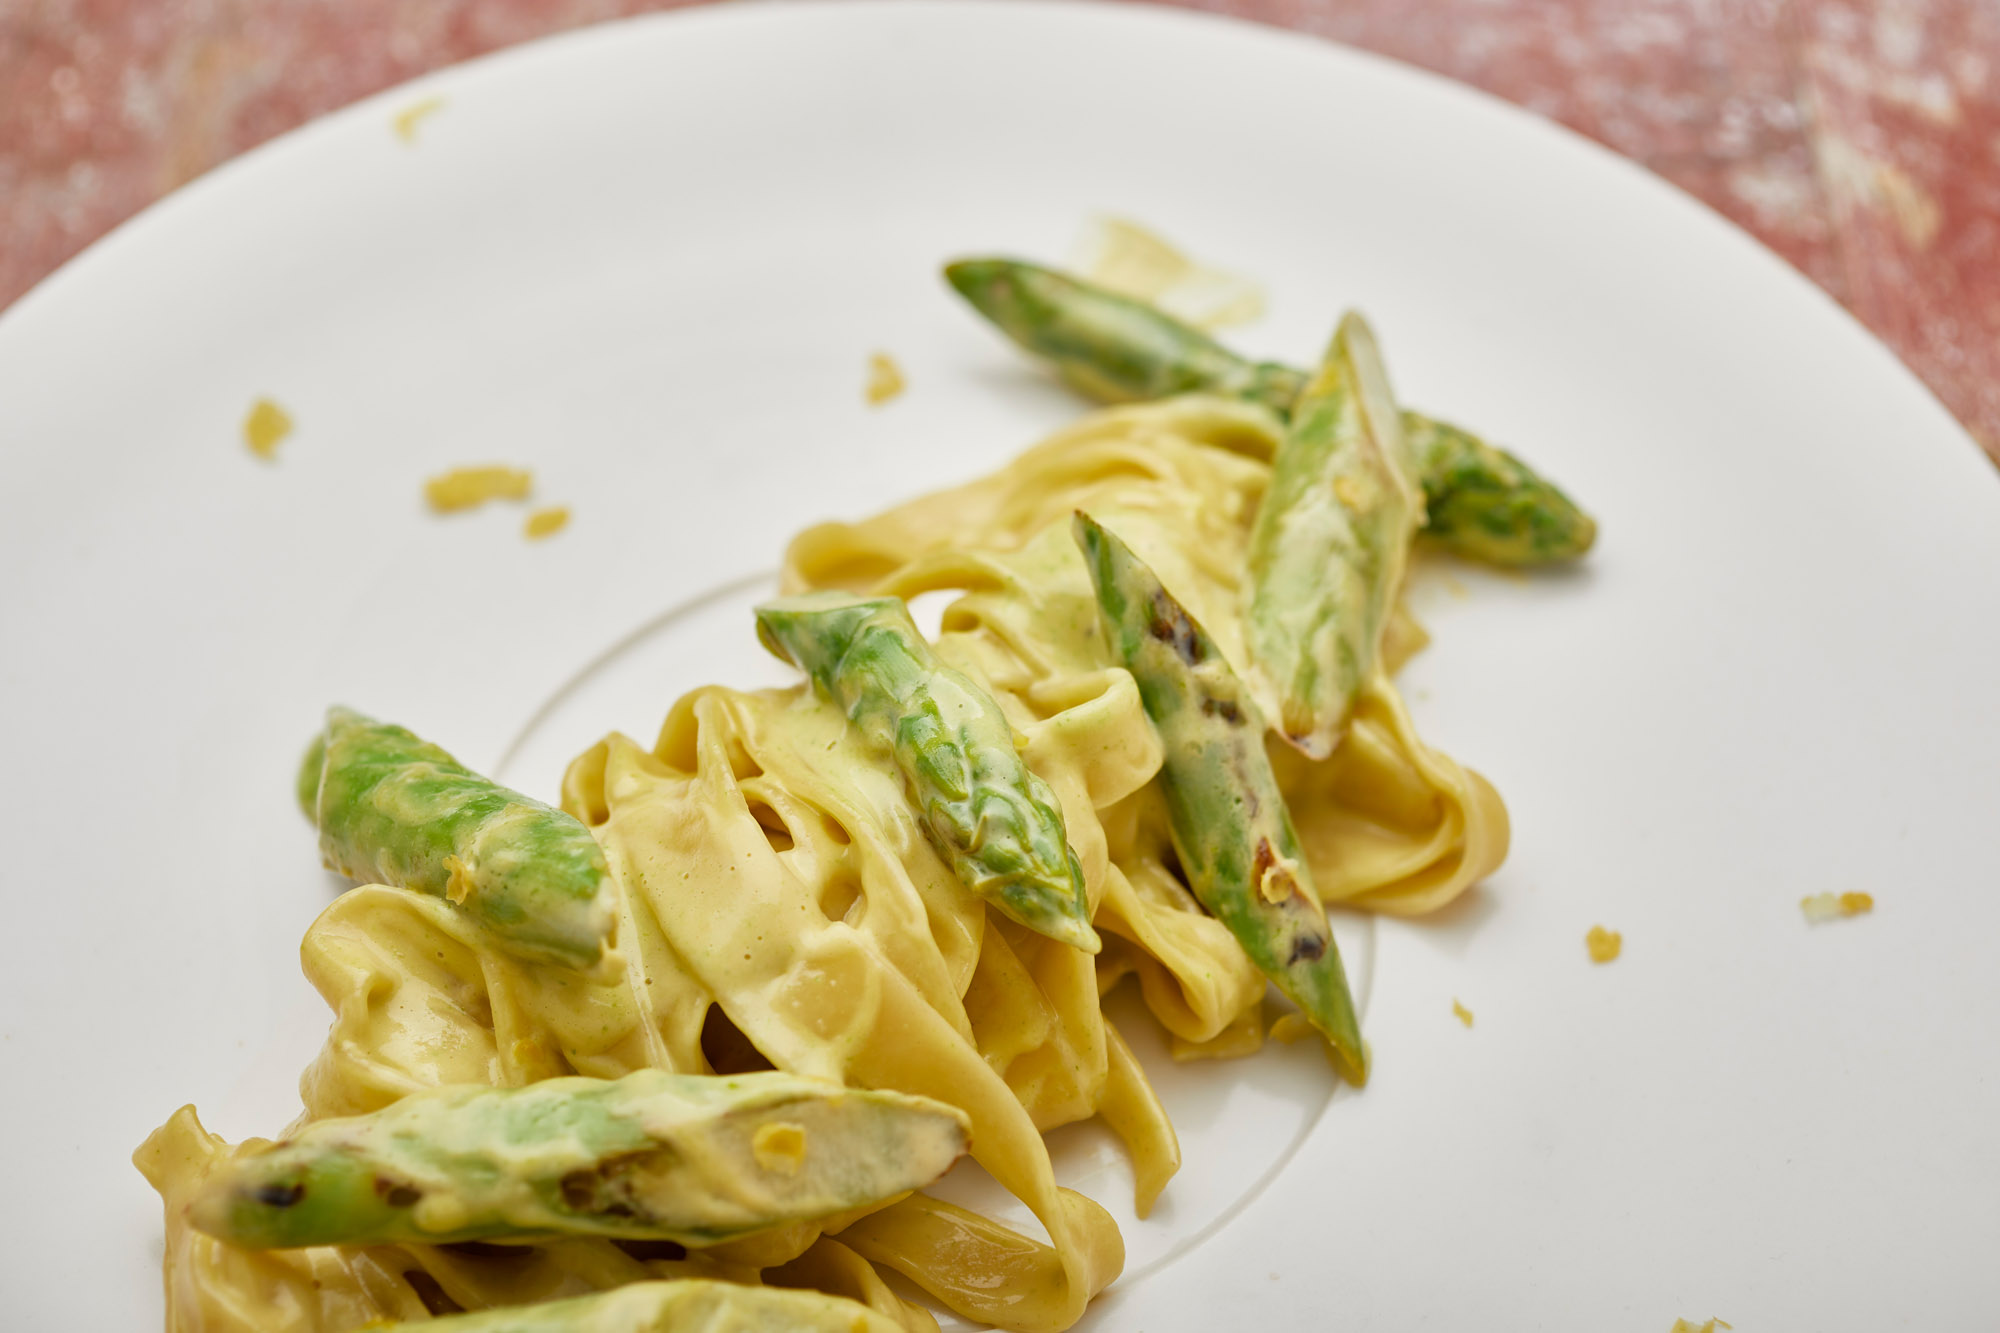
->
left=1801, top=891, right=1874, bottom=924
left=426, top=465, right=532, bottom=513
left=1074, top=215, right=1265, bottom=330
left=523, top=505, right=570, bottom=540
left=393, top=97, right=446, bottom=143
left=865, top=352, right=906, bottom=405
left=242, top=398, right=292, bottom=460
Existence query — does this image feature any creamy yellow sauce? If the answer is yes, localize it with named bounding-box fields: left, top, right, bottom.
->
left=392, top=97, right=446, bottom=144
left=524, top=505, right=571, bottom=540
left=142, top=396, right=1508, bottom=1333
left=242, top=398, right=293, bottom=461
left=1801, top=891, right=1874, bottom=923
left=1073, top=217, right=1265, bottom=331
left=864, top=354, right=906, bottom=406
left=425, top=466, right=534, bottom=513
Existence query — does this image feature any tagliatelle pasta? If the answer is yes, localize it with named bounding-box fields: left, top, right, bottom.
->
left=140, top=395, right=1508, bottom=1332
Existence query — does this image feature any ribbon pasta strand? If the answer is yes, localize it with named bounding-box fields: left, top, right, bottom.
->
left=139, top=396, right=1507, bottom=1332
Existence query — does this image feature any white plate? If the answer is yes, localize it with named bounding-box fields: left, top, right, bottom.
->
left=3, top=2, right=1997, bottom=1325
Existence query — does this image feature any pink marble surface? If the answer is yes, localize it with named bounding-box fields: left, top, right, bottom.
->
left=5, top=0, right=1999, bottom=463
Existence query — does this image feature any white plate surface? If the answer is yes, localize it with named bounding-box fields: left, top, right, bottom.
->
left=2, top=2, right=1998, bottom=1326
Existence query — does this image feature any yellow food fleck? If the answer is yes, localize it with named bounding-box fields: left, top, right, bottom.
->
left=392, top=97, right=446, bottom=143
left=411, top=1194, right=469, bottom=1234
left=1452, top=998, right=1474, bottom=1028
left=1801, top=891, right=1875, bottom=924
left=1669, top=1320, right=1732, bottom=1333
left=1256, top=855, right=1303, bottom=906
left=1586, top=925, right=1622, bottom=963
left=523, top=505, right=571, bottom=540
left=1268, top=1012, right=1311, bottom=1044
left=425, top=466, right=533, bottom=513
left=752, top=1121, right=808, bottom=1176
left=1333, top=475, right=1367, bottom=509
left=442, top=855, right=474, bottom=906
left=1074, top=216, right=1265, bottom=329
left=243, top=398, right=293, bottom=460
left=865, top=352, right=906, bottom=405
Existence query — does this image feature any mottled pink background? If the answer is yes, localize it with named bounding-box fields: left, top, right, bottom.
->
left=6, top=0, right=1998, bottom=462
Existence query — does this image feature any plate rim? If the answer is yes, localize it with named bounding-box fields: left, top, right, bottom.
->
left=0, top=0, right=1987, bottom=482
left=5, top=2, right=1999, bottom=1323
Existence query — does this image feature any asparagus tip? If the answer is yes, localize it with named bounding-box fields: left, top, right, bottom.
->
left=294, top=730, right=327, bottom=822
left=1570, top=511, right=1599, bottom=557
left=1053, top=915, right=1103, bottom=955
left=941, top=256, right=1023, bottom=317
left=1334, top=1036, right=1371, bottom=1089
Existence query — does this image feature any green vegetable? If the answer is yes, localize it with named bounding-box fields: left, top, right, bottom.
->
left=295, top=731, right=326, bottom=817
left=1401, top=410, right=1597, bottom=565
left=298, top=706, right=619, bottom=974
left=188, top=1069, right=970, bottom=1249
left=755, top=592, right=1100, bottom=954
left=381, top=1281, right=905, bottom=1333
left=1244, top=312, right=1422, bottom=759
left=944, top=257, right=1594, bottom=566
left=942, top=256, right=1303, bottom=414
left=1072, top=512, right=1364, bottom=1083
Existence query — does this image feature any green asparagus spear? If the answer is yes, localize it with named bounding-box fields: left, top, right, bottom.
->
left=1245, top=313, right=1423, bottom=759
left=298, top=706, right=617, bottom=974
left=1400, top=410, right=1597, bottom=565
left=188, top=1069, right=970, bottom=1249
left=384, top=1280, right=905, bottom=1332
left=944, top=257, right=1594, bottom=566
left=295, top=731, right=326, bottom=816
left=1072, top=512, right=1364, bottom=1083
left=943, top=256, right=1304, bottom=414
left=755, top=592, right=1100, bottom=954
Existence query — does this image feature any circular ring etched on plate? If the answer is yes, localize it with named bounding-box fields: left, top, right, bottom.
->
left=494, top=574, right=1374, bottom=1300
